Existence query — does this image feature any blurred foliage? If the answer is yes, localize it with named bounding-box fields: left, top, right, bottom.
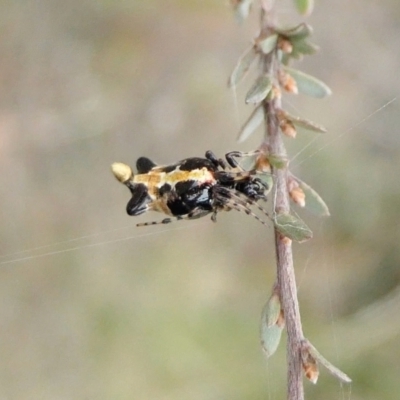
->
left=0, top=0, right=399, bottom=399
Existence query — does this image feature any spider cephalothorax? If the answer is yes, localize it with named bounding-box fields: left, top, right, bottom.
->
left=111, top=150, right=272, bottom=226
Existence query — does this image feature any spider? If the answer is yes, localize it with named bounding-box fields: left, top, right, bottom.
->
left=111, top=150, right=272, bottom=227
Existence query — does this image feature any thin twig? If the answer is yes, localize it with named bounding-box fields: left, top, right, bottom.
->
left=259, top=6, right=305, bottom=400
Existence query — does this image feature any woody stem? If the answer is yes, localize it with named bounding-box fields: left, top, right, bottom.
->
left=260, top=6, right=305, bottom=400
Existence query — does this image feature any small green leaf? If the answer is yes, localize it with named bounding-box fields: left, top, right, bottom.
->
left=257, top=34, right=278, bottom=54
left=274, top=213, right=313, bottom=242
left=283, top=66, right=331, bottom=98
left=275, top=23, right=313, bottom=39
left=281, top=111, right=327, bottom=133
left=294, top=0, right=314, bottom=16
left=245, top=76, right=272, bottom=104
left=281, top=51, right=301, bottom=65
left=268, top=154, right=288, bottom=169
left=234, top=0, right=254, bottom=23
left=261, top=323, right=284, bottom=358
left=292, top=38, right=319, bottom=55
left=228, top=46, right=257, bottom=88
left=260, top=298, right=284, bottom=358
left=291, top=118, right=326, bottom=133
left=237, top=105, right=263, bottom=143
left=264, top=292, right=282, bottom=327
left=297, top=179, right=330, bottom=216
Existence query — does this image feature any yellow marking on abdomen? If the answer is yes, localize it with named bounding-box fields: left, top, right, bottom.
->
left=133, top=168, right=215, bottom=186
left=166, top=168, right=215, bottom=184
left=133, top=172, right=163, bottom=185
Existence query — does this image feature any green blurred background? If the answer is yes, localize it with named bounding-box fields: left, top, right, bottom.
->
left=0, top=0, right=399, bottom=398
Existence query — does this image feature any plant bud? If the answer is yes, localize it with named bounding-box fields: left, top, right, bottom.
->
left=290, top=187, right=306, bottom=207
left=278, top=70, right=298, bottom=94
left=278, top=37, right=293, bottom=53
left=303, top=358, right=319, bottom=384
left=280, top=119, right=297, bottom=138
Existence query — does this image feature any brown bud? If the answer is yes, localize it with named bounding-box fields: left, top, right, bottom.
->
left=285, top=74, right=298, bottom=94
left=280, top=119, right=297, bottom=138
left=300, top=341, right=319, bottom=384
left=278, top=70, right=298, bottom=94
left=278, top=37, right=293, bottom=53
left=287, top=176, right=299, bottom=192
left=303, top=359, right=319, bottom=384
left=276, top=309, right=285, bottom=328
left=290, top=187, right=306, bottom=207
left=270, top=84, right=282, bottom=100
left=281, top=236, right=292, bottom=246
left=255, top=154, right=271, bottom=172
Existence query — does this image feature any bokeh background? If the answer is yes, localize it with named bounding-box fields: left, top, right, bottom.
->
left=0, top=0, right=399, bottom=399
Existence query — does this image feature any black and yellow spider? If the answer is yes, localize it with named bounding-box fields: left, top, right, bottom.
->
left=111, top=150, right=272, bottom=226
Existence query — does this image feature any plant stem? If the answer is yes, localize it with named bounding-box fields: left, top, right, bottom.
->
left=260, top=6, right=305, bottom=400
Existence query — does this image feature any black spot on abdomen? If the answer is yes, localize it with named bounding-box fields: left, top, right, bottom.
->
left=167, top=198, right=191, bottom=216
left=175, top=180, right=196, bottom=196
left=158, top=183, right=172, bottom=196
left=179, top=158, right=216, bottom=172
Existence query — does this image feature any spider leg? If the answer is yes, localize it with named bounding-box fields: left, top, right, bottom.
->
left=136, top=208, right=211, bottom=227
left=225, top=150, right=261, bottom=169
left=228, top=200, right=269, bottom=227
left=252, top=177, right=269, bottom=191
left=212, top=186, right=271, bottom=226
left=228, top=187, right=271, bottom=220
left=214, top=169, right=257, bottom=184
left=209, top=206, right=230, bottom=223
left=136, top=218, right=176, bottom=227
left=205, top=150, right=228, bottom=170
